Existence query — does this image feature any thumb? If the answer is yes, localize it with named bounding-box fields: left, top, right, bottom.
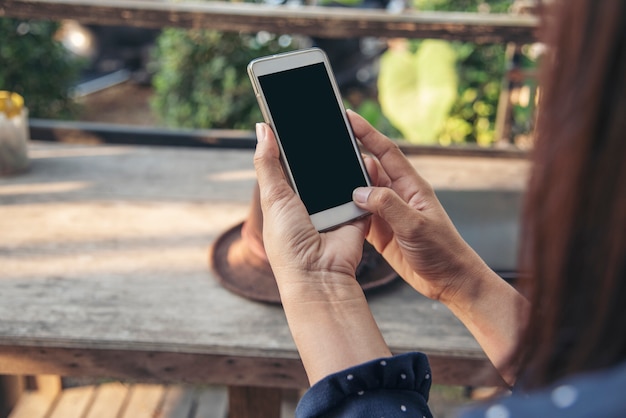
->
left=353, top=186, right=419, bottom=228
left=254, top=123, right=291, bottom=199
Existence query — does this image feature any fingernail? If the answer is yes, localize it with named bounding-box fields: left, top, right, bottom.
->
left=255, top=123, right=265, bottom=142
left=353, top=187, right=372, bottom=204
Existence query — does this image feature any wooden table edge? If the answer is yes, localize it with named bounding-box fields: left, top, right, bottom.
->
left=0, top=344, right=504, bottom=388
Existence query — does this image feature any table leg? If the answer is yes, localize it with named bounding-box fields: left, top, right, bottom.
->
left=227, top=386, right=282, bottom=418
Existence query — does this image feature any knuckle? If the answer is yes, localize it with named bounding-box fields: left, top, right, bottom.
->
left=252, top=147, right=267, bottom=169
left=261, top=184, right=292, bottom=208
left=382, top=140, right=402, bottom=157
left=371, top=188, right=397, bottom=213
left=421, top=179, right=435, bottom=195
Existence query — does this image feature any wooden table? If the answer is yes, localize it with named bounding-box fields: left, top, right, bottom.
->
left=0, top=140, right=529, bottom=416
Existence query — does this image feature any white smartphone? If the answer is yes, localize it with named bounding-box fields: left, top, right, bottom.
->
left=248, top=48, right=371, bottom=232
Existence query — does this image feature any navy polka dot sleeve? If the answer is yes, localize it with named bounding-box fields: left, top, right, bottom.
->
left=295, top=352, right=434, bottom=418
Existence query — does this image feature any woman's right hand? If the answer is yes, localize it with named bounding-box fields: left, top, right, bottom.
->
left=348, top=111, right=527, bottom=383
left=348, top=110, right=491, bottom=304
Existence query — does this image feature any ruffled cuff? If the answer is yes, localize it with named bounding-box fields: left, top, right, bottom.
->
left=295, top=352, right=433, bottom=418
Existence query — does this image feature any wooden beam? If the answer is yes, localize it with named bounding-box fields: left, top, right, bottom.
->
left=0, top=345, right=311, bottom=390
left=27, top=118, right=528, bottom=158
left=0, top=0, right=538, bottom=43
left=0, top=345, right=505, bottom=388
left=28, top=118, right=258, bottom=150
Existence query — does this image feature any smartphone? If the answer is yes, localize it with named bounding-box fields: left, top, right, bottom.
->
left=247, top=48, right=371, bottom=232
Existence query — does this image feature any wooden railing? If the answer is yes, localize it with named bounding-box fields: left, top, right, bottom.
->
left=0, top=0, right=539, bottom=153
left=1, top=0, right=538, bottom=43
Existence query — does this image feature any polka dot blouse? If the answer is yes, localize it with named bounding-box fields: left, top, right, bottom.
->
left=295, top=352, right=626, bottom=418
left=296, top=352, right=434, bottom=417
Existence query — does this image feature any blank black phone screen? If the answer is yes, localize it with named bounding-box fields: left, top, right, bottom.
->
left=258, top=62, right=367, bottom=215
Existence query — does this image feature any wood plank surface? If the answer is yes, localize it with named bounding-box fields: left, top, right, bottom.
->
left=9, top=383, right=233, bottom=418
left=8, top=375, right=61, bottom=418
left=8, top=391, right=56, bottom=418
left=85, top=382, right=129, bottom=418
left=0, top=0, right=538, bottom=43
left=121, top=384, right=166, bottom=418
left=159, top=386, right=196, bottom=418
left=48, top=386, right=96, bottom=418
left=194, top=386, right=228, bottom=418
left=0, top=142, right=528, bottom=389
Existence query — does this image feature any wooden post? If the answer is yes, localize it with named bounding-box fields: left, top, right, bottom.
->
left=227, top=386, right=282, bottom=418
left=494, top=43, right=517, bottom=145
left=0, top=375, right=25, bottom=417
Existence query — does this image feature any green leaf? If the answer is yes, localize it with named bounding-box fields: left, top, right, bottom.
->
left=377, top=40, right=458, bottom=144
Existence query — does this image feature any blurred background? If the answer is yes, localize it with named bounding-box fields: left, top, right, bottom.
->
left=0, top=0, right=539, bottom=149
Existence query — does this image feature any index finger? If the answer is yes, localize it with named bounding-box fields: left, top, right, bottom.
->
left=347, top=110, right=430, bottom=189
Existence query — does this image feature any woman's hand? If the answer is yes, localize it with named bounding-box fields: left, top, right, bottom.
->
left=253, top=122, right=368, bottom=303
left=254, top=122, right=391, bottom=384
left=348, top=110, right=487, bottom=304
left=348, top=111, right=527, bottom=384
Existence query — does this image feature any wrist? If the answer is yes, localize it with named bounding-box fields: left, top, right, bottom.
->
left=274, top=269, right=366, bottom=305
left=436, top=246, right=495, bottom=308
left=436, top=253, right=527, bottom=385
left=283, top=289, right=392, bottom=384
left=273, top=269, right=391, bottom=385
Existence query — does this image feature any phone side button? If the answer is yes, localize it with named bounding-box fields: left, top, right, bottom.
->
left=256, top=97, right=271, bottom=123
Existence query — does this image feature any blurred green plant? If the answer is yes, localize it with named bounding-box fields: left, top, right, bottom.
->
left=151, top=0, right=537, bottom=146
left=439, top=41, right=507, bottom=146
left=414, top=0, right=510, bottom=11
left=151, top=29, right=296, bottom=130
left=0, top=18, right=84, bottom=118
left=376, top=0, right=539, bottom=146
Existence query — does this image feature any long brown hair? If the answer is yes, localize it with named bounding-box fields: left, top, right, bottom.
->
left=514, top=0, right=626, bottom=389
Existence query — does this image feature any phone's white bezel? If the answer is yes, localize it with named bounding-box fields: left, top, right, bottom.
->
left=248, top=48, right=371, bottom=232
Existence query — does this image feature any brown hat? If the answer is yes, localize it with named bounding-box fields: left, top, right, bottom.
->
left=209, top=184, right=397, bottom=304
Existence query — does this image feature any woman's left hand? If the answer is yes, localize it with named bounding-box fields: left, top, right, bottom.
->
left=254, top=122, right=391, bottom=385
left=253, top=122, right=368, bottom=303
